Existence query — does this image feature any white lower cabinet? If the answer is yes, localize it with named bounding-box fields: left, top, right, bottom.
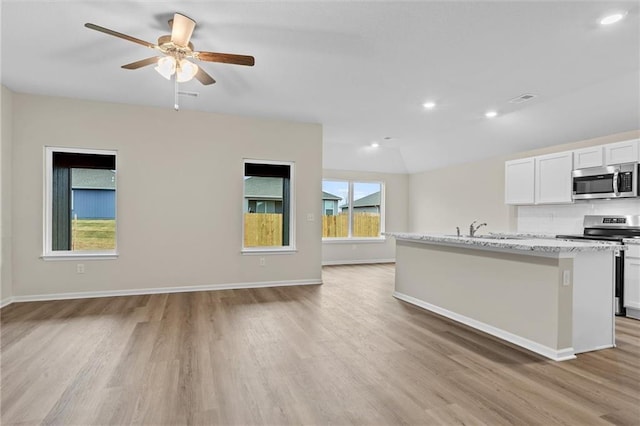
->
left=624, top=245, right=640, bottom=320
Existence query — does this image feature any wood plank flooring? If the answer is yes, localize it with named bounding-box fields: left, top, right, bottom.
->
left=1, top=264, right=639, bottom=425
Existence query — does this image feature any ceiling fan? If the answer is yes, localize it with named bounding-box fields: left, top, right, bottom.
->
left=84, top=13, right=255, bottom=87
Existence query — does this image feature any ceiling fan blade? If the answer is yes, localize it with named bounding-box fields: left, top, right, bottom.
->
left=121, top=57, right=161, bottom=70
left=194, top=67, right=216, bottom=85
left=171, top=13, right=196, bottom=47
left=195, top=51, right=255, bottom=66
left=84, top=23, right=157, bottom=49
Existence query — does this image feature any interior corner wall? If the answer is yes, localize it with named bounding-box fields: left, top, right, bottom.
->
left=408, top=130, right=640, bottom=234
left=1, top=85, right=13, bottom=305
left=322, top=169, right=408, bottom=264
left=11, top=93, right=322, bottom=299
left=409, top=156, right=514, bottom=234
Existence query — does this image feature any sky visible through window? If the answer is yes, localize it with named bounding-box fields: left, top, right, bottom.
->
left=323, top=181, right=380, bottom=208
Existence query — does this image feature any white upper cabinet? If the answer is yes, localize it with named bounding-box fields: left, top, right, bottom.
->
left=605, top=139, right=639, bottom=165
left=505, top=158, right=535, bottom=205
left=573, top=146, right=604, bottom=169
left=504, top=139, right=639, bottom=206
left=535, top=151, right=573, bottom=204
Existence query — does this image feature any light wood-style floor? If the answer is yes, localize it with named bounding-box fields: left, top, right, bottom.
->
left=1, top=264, right=639, bottom=425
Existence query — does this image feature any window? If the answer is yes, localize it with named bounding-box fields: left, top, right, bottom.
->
left=243, top=160, right=295, bottom=251
left=322, top=179, right=384, bottom=239
left=44, top=147, right=117, bottom=258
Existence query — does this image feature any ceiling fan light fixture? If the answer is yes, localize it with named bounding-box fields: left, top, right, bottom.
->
left=600, top=11, right=627, bottom=25
left=155, top=56, right=176, bottom=80
left=177, top=59, right=199, bottom=83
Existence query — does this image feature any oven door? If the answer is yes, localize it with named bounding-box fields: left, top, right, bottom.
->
left=572, top=164, right=637, bottom=200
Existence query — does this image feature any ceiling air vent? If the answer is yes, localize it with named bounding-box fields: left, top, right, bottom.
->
left=509, top=93, right=537, bottom=104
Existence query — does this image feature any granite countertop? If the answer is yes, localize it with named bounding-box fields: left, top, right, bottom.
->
left=384, top=232, right=622, bottom=253
left=623, top=238, right=640, bottom=245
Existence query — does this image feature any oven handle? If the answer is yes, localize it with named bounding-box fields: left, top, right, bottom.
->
left=613, top=169, right=620, bottom=195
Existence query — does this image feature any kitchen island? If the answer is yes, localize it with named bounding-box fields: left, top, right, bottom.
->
left=386, top=232, right=621, bottom=361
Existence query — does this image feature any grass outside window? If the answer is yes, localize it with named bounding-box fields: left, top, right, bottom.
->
left=71, top=219, right=116, bottom=250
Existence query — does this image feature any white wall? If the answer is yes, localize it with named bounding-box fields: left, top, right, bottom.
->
left=322, top=170, right=408, bottom=264
left=10, top=93, right=322, bottom=298
left=409, top=130, right=640, bottom=234
left=409, top=156, right=515, bottom=234
left=518, top=199, right=640, bottom=235
left=0, top=86, right=13, bottom=305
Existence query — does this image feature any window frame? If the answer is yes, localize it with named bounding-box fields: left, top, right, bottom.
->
left=322, top=179, right=386, bottom=243
left=42, top=146, right=118, bottom=260
left=242, top=159, right=296, bottom=254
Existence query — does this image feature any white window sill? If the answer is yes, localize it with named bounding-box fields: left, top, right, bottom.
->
left=322, top=237, right=387, bottom=244
left=42, top=252, right=119, bottom=261
left=242, top=248, right=298, bottom=255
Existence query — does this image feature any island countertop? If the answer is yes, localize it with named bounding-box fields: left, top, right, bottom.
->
left=384, top=232, right=621, bottom=254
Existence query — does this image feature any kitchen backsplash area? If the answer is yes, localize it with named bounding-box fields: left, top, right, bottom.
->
left=517, top=199, right=640, bottom=235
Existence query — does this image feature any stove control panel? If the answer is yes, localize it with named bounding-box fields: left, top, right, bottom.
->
left=584, top=215, right=640, bottom=229
left=603, top=217, right=627, bottom=224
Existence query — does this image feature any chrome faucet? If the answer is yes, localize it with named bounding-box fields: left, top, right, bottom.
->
left=456, top=226, right=461, bottom=237
left=469, top=220, right=487, bottom=237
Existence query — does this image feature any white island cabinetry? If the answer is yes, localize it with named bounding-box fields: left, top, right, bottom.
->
left=387, top=232, right=618, bottom=361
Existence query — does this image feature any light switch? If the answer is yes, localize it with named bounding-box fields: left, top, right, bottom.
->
left=562, top=270, right=570, bottom=286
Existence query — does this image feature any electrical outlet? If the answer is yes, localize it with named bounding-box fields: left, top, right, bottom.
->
left=77, top=264, right=85, bottom=274
left=307, top=213, right=314, bottom=221
left=259, top=257, right=266, bottom=267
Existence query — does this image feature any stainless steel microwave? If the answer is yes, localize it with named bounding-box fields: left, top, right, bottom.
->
left=572, top=163, right=638, bottom=200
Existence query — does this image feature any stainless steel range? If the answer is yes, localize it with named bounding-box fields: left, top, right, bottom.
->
left=557, top=215, right=640, bottom=316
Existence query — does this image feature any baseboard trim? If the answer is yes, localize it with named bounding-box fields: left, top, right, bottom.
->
left=2, top=279, right=323, bottom=306
left=322, top=258, right=395, bottom=266
left=0, top=297, right=14, bottom=309
left=393, top=291, right=576, bottom=362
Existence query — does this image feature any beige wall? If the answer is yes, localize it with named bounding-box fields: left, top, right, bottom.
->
left=1, top=86, right=13, bottom=304
left=322, top=170, right=408, bottom=264
left=11, top=93, right=322, bottom=298
left=409, top=130, right=640, bottom=234
left=394, top=240, right=572, bottom=352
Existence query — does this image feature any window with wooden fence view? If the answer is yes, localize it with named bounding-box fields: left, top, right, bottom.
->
left=322, top=180, right=382, bottom=238
left=243, top=161, right=293, bottom=248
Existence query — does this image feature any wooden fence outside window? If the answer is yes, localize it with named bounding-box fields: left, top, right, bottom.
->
left=322, top=213, right=380, bottom=238
left=244, top=212, right=381, bottom=246
left=244, top=213, right=283, bottom=247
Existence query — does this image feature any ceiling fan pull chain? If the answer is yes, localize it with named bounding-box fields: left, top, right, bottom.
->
left=174, top=75, right=180, bottom=111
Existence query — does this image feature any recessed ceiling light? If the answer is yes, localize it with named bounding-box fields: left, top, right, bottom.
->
left=371, top=142, right=380, bottom=148
left=423, top=101, right=436, bottom=109
left=600, top=12, right=627, bottom=25
left=485, top=110, right=498, bottom=118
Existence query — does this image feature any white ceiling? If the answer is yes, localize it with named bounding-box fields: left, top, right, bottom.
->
left=2, top=1, right=639, bottom=174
